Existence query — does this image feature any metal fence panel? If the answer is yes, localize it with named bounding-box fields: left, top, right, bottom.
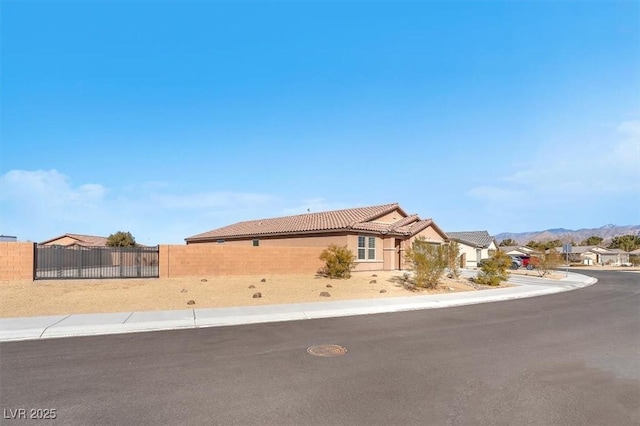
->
left=35, top=245, right=159, bottom=279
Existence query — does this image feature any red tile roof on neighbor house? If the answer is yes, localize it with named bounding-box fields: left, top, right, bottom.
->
left=40, top=233, right=109, bottom=247
left=186, top=203, right=446, bottom=242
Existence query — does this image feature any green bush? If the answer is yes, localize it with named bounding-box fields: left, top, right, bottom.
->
left=476, top=251, right=511, bottom=286
left=319, top=244, right=356, bottom=279
left=404, top=237, right=447, bottom=289
left=106, top=231, right=137, bottom=247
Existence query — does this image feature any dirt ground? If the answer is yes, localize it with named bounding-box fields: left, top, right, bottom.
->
left=0, top=271, right=491, bottom=318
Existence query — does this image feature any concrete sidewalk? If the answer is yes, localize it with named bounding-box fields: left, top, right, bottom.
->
left=0, top=271, right=597, bottom=342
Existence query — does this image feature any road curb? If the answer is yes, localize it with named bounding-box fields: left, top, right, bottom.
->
left=0, top=272, right=598, bottom=343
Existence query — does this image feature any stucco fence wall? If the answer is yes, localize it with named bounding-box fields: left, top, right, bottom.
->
left=1, top=243, right=376, bottom=281
left=0, top=242, right=35, bottom=281
left=159, top=245, right=326, bottom=278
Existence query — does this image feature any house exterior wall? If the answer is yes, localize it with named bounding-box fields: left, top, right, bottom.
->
left=0, top=242, right=34, bottom=281
left=159, top=245, right=326, bottom=278
left=410, top=226, right=446, bottom=245
left=457, top=242, right=481, bottom=268
left=371, top=209, right=405, bottom=224
left=346, top=234, right=385, bottom=271
left=194, top=234, right=349, bottom=248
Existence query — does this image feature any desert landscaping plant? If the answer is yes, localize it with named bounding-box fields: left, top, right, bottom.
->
left=404, top=237, right=448, bottom=289
left=319, top=244, right=356, bottom=279
left=445, top=240, right=461, bottom=279
left=535, top=249, right=562, bottom=277
left=475, top=251, right=511, bottom=286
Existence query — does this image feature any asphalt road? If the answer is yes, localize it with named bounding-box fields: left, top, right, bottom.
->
left=1, top=271, right=638, bottom=425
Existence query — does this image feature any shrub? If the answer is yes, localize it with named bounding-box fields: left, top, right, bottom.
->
left=475, top=251, right=511, bottom=286
left=319, top=244, right=356, bottom=279
left=446, top=240, right=461, bottom=279
left=404, top=237, right=447, bottom=289
left=536, top=249, right=562, bottom=277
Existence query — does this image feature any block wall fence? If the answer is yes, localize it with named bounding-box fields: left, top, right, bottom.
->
left=159, top=245, right=326, bottom=278
left=0, top=243, right=327, bottom=281
left=0, top=242, right=35, bottom=281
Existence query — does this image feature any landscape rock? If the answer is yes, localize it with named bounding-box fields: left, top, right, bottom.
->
left=248, top=285, right=256, bottom=289
left=252, top=292, right=262, bottom=298
left=371, top=274, right=378, bottom=277
left=405, top=283, right=417, bottom=292
left=180, top=289, right=187, bottom=293
left=370, top=280, right=377, bottom=284
left=326, top=284, right=333, bottom=288
left=379, top=289, right=387, bottom=293
left=200, top=279, right=208, bottom=282
left=187, top=300, right=195, bottom=305
left=260, top=278, right=266, bottom=282
left=320, top=291, right=331, bottom=297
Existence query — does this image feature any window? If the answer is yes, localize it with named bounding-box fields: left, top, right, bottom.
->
left=357, top=236, right=376, bottom=260
left=252, top=239, right=259, bottom=247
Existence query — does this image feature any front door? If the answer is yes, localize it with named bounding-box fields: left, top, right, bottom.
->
left=395, top=239, right=402, bottom=269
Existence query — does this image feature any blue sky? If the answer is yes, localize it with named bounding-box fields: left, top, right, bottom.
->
left=1, top=1, right=639, bottom=244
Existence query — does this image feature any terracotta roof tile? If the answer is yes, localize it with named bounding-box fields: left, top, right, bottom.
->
left=448, top=231, right=495, bottom=248
left=40, top=233, right=108, bottom=246
left=187, top=203, right=415, bottom=241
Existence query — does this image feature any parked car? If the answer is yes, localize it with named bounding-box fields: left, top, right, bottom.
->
left=518, top=256, right=536, bottom=270
left=509, top=256, right=522, bottom=270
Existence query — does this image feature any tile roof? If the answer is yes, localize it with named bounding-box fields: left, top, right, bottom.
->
left=40, top=233, right=109, bottom=247
left=447, top=231, right=495, bottom=248
left=186, top=203, right=443, bottom=241
left=499, top=246, right=538, bottom=254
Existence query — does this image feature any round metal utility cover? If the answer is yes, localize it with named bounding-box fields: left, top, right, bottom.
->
left=307, top=344, right=347, bottom=357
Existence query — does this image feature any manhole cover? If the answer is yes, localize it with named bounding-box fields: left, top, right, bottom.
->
left=307, top=344, right=347, bottom=357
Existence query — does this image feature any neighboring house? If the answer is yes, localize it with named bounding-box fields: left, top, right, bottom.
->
left=499, top=246, right=538, bottom=258
left=447, top=231, right=497, bottom=268
left=185, top=203, right=449, bottom=271
left=599, top=248, right=630, bottom=265
left=40, top=233, right=109, bottom=247
left=0, top=235, right=17, bottom=242
left=561, top=246, right=630, bottom=265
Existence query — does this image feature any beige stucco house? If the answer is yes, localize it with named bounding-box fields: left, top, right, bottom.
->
left=499, top=246, right=538, bottom=257
left=562, top=246, right=630, bottom=265
left=447, top=231, right=497, bottom=268
left=185, top=203, right=449, bottom=271
left=40, top=233, right=109, bottom=247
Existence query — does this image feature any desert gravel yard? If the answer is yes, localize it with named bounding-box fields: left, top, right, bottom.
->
left=0, top=271, right=487, bottom=318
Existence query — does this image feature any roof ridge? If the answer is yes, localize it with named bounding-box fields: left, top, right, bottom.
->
left=237, top=203, right=400, bottom=226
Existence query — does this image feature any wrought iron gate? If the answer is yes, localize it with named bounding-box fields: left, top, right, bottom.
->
left=35, top=245, right=159, bottom=279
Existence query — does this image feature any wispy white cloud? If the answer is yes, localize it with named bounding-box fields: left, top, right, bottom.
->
left=0, top=169, right=277, bottom=243
left=469, top=119, right=640, bottom=204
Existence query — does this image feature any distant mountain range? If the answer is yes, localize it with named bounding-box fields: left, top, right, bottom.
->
left=494, top=224, right=640, bottom=245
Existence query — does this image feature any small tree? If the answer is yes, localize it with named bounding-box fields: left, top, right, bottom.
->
left=404, top=237, right=447, bottom=289
left=106, top=231, right=137, bottom=247
left=446, top=240, right=461, bottom=279
left=499, top=238, right=518, bottom=247
left=319, top=244, right=356, bottom=279
left=475, top=251, right=511, bottom=286
left=608, top=235, right=640, bottom=252
left=581, top=236, right=603, bottom=246
left=536, top=249, right=562, bottom=277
